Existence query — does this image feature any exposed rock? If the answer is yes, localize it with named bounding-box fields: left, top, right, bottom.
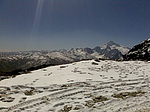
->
left=123, top=38, right=150, bottom=61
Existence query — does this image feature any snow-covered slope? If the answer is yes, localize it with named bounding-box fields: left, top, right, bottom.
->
left=0, top=60, right=149, bottom=112
left=123, top=38, right=150, bottom=61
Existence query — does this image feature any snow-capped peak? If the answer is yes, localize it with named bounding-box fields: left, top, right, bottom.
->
left=106, top=41, right=121, bottom=47
left=100, top=41, right=130, bottom=55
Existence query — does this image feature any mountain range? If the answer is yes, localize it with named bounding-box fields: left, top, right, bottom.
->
left=0, top=41, right=130, bottom=73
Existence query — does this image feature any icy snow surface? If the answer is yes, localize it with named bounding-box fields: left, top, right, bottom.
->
left=0, top=60, right=150, bottom=112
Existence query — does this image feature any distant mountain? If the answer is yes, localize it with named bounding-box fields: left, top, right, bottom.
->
left=53, top=41, right=130, bottom=60
left=0, top=41, right=130, bottom=72
left=92, top=41, right=130, bottom=59
left=123, top=38, right=150, bottom=61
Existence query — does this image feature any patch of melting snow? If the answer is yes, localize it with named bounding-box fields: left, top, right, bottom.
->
left=0, top=60, right=149, bottom=112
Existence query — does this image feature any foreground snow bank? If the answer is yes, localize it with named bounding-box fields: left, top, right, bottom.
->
left=0, top=60, right=149, bottom=112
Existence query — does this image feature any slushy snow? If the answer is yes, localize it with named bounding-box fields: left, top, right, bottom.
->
left=0, top=60, right=150, bottom=112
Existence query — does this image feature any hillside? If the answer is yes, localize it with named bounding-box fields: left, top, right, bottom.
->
left=0, top=59, right=149, bottom=112
left=123, top=38, right=150, bottom=61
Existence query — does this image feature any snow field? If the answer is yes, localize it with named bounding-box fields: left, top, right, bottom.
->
left=0, top=60, right=149, bottom=112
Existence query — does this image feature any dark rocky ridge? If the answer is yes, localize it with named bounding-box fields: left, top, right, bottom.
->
left=123, top=38, right=150, bottom=61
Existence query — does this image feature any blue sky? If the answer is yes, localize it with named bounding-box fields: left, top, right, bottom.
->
left=0, top=0, right=150, bottom=51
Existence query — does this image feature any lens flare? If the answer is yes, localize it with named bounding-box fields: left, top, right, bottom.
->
left=31, top=0, right=44, bottom=39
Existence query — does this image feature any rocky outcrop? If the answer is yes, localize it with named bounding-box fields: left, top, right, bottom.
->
left=123, top=38, right=150, bottom=61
